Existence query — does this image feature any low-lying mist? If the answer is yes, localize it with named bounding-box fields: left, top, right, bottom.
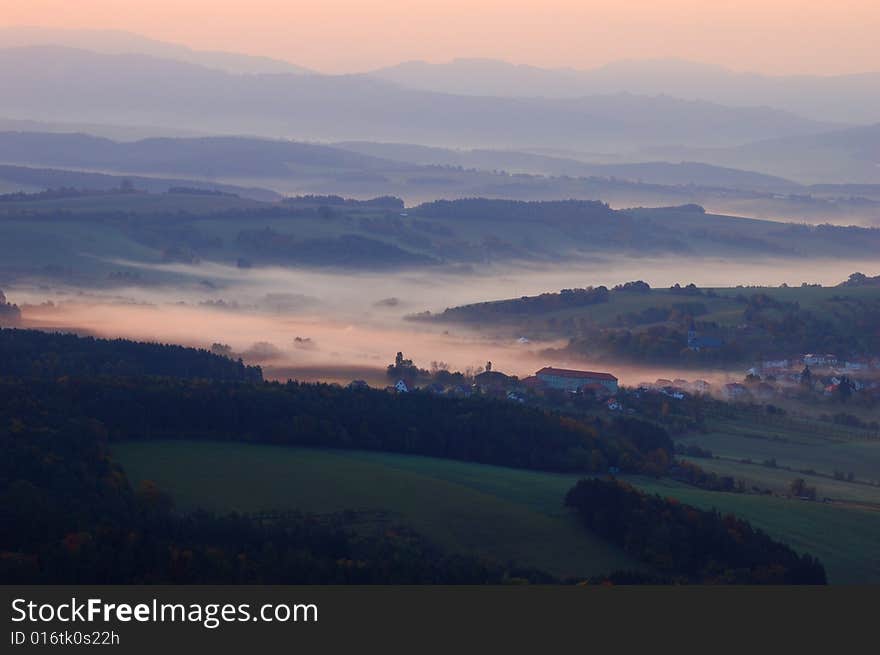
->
left=8, top=255, right=878, bottom=386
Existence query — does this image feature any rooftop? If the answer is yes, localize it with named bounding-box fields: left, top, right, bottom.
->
left=536, top=367, right=617, bottom=381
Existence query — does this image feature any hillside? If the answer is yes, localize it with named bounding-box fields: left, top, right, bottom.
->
left=3, top=132, right=876, bottom=224
left=336, top=141, right=800, bottom=191
left=424, top=277, right=880, bottom=364
left=2, top=195, right=880, bottom=282
left=0, top=163, right=281, bottom=201
left=114, top=441, right=637, bottom=580
left=114, top=441, right=878, bottom=583
left=0, top=132, right=397, bottom=179
left=651, top=124, right=880, bottom=185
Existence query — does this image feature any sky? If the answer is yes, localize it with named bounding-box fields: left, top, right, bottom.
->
left=1, top=0, right=878, bottom=75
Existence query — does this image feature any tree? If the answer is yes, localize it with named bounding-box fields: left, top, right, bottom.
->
left=799, top=366, right=813, bottom=390
left=836, top=377, right=853, bottom=403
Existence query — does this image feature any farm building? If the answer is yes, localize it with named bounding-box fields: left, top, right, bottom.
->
left=535, top=367, right=618, bottom=393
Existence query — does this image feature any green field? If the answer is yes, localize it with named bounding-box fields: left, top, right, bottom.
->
left=114, top=440, right=880, bottom=583
left=680, top=456, right=880, bottom=506
left=679, top=415, right=880, bottom=489
left=113, top=440, right=638, bottom=580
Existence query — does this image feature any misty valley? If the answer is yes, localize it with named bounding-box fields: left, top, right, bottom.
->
left=1, top=23, right=879, bottom=594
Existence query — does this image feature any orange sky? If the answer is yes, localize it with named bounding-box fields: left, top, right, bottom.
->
left=2, top=0, right=878, bottom=74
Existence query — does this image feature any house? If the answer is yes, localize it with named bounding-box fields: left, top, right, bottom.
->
left=394, top=379, right=409, bottom=393
left=535, top=367, right=618, bottom=393
left=802, top=353, right=838, bottom=368
left=474, top=370, right=512, bottom=390
left=520, top=375, right=543, bottom=390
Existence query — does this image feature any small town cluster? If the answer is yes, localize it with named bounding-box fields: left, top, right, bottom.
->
left=366, top=350, right=880, bottom=411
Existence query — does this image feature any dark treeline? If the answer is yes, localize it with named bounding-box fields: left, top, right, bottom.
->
left=565, top=479, right=827, bottom=584
left=412, top=198, right=616, bottom=223
left=0, top=420, right=550, bottom=584
left=410, top=199, right=689, bottom=253
left=0, top=329, right=262, bottom=381
left=437, top=286, right=610, bottom=322
left=0, top=376, right=669, bottom=475
left=0, top=187, right=130, bottom=203
left=282, top=194, right=404, bottom=210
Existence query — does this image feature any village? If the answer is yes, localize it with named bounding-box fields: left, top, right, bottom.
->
left=368, top=350, right=880, bottom=415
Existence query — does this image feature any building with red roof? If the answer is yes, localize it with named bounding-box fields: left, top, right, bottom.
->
left=535, top=367, right=618, bottom=393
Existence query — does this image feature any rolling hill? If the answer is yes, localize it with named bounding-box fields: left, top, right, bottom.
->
left=648, top=123, right=880, bottom=185
left=114, top=441, right=880, bottom=584
left=1, top=194, right=879, bottom=285
left=4, top=131, right=879, bottom=225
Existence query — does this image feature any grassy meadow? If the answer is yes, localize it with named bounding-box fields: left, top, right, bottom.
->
left=114, top=440, right=880, bottom=583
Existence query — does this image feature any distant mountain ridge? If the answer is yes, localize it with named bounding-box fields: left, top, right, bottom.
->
left=0, top=46, right=838, bottom=152
left=369, top=58, right=880, bottom=124
left=3, top=28, right=877, bottom=124
left=0, top=26, right=312, bottom=74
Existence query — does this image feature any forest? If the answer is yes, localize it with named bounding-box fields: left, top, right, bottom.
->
left=0, top=375, right=669, bottom=475
left=0, top=329, right=262, bottom=381
left=565, top=479, right=827, bottom=584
